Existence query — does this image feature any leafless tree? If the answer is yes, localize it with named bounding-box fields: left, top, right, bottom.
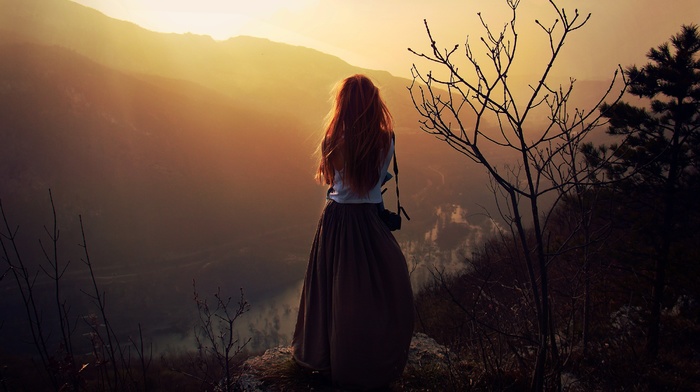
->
left=408, top=1, right=626, bottom=389
left=192, top=282, right=251, bottom=392
left=0, top=192, right=153, bottom=391
left=1, top=197, right=59, bottom=389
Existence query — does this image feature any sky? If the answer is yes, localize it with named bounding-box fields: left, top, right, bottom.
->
left=69, top=0, right=699, bottom=81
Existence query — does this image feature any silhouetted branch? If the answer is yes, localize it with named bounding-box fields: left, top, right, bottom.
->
left=0, top=196, right=58, bottom=389
left=192, top=281, right=251, bottom=392
left=79, top=214, right=123, bottom=391
left=409, top=1, right=628, bottom=389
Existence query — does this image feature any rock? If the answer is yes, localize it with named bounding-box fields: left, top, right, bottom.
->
left=610, top=305, right=644, bottom=336
left=406, top=332, right=453, bottom=367
left=668, top=295, right=699, bottom=318
left=235, top=333, right=452, bottom=392
left=236, top=346, right=293, bottom=392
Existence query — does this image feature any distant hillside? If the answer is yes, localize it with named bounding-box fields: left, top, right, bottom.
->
left=0, top=0, right=624, bottom=356
left=0, top=39, right=321, bottom=352
left=0, top=0, right=621, bottom=272
left=0, top=40, right=316, bottom=255
left=0, top=0, right=497, bottom=355
left=0, top=0, right=487, bottom=245
left=0, top=0, right=421, bottom=127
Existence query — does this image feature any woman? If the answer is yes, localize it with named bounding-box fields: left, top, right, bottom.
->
left=292, top=74, right=414, bottom=389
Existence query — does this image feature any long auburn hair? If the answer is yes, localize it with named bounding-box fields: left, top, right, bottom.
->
left=317, top=74, right=393, bottom=196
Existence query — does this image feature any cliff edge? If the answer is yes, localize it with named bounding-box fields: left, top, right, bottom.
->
left=236, top=333, right=456, bottom=391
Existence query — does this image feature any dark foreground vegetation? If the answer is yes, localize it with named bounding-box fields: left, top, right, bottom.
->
left=414, top=197, right=700, bottom=390
left=0, top=192, right=253, bottom=391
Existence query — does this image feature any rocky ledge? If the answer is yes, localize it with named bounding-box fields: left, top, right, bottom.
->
left=236, top=333, right=455, bottom=391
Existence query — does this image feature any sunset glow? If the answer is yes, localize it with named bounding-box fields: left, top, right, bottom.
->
left=70, top=0, right=318, bottom=39
left=69, top=0, right=700, bottom=80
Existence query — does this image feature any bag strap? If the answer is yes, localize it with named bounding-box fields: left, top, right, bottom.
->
left=391, top=134, right=410, bottom=221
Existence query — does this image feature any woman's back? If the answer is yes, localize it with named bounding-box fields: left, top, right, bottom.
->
left=291, top=74, right=414, bottom=390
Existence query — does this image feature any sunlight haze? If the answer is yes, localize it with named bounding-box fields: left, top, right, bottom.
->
left=68, top=0, right=699, bottom=81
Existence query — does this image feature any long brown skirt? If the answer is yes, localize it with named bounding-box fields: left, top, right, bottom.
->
left=292, top=201, right=414, bottom=389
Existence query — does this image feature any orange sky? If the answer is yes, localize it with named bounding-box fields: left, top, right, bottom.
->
left=69, top=0, right=699, bottom=81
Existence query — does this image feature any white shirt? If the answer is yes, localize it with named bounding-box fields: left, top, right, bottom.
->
left=327, top=139, right=394, bottom=204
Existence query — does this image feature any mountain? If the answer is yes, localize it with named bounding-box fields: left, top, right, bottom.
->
left=1, top=39, right=312, bottom=247
left=0, top=0, right=493, bottom=353
left=0, top=0, right=625, bottom=358
left=1, top=4, right=688, bottom=387
left=0, top=0, right=419, bottom=126
left=0, top=0, right=490, bottom=251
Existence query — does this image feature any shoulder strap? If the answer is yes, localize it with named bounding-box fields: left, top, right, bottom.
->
left=392, top=134, right=410, bottom=221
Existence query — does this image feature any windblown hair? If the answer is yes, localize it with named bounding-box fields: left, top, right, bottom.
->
left=317, top=74, right=393, bottom=196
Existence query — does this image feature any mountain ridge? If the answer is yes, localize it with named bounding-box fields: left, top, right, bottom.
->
left=0, top=0, right=387, bottom=121
left=0, top=0, right=541, bottom=356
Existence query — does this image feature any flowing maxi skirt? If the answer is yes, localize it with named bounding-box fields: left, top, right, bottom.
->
left=292, top=200, right=414, bottom=389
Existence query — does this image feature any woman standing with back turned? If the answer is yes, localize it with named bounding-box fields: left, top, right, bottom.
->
left=292, top=74, right=414, bottom=390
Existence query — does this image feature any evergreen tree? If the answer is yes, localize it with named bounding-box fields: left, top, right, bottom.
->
left=585, top=25, right=700, bottom=358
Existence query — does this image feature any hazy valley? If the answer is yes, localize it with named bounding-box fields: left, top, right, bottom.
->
left=0, top=0, right=615, bottom=354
